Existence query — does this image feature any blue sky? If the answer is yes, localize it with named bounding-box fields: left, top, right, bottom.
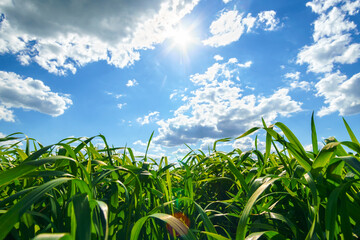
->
left=1, top=0, right=360, bottom=160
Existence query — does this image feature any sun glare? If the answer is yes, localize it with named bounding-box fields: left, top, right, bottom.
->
left=172, top=29, right=192, bottom=48
left=170, top=27, right=194, bottom=51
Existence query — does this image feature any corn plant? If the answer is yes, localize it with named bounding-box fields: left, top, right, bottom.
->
left=0, top=113, right=359, bottom=239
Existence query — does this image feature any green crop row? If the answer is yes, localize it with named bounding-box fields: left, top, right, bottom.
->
left=0, top=113, right=359, bottom=239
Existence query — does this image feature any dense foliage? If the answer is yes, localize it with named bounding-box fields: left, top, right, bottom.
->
left=0, top=114, right=359, bottom=240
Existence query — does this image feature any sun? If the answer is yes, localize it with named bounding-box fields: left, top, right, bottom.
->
left=169, top=27, right=194, bottom=51
left=172, top=28, right=193, bottom=49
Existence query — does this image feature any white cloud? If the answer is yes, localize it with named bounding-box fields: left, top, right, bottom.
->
left=202, top=10, right=246, bottom=47
left=341, top=0, right=360, bottom=15
left=115, top=94, right=125, bottom=99
left=117, top=103, right=127, bottom=109
left=214, top=54, right=224, bottom=61
left=0, top=71, right=72, bottom=120
left=203, top=9, right=279, bottom=47
left=285, top=72, right=300, bottom=80
left=132, top=139, right=166, bottom=157
left=137, top=111, right=160, bottom=125
left=223, top=0, right=233, bottom=3
left=297, top=0, right=360, bottom=116
left=298, top=1, right=360, bottom=73
left=238, top=61, right=252, bottom=68
left=306, top=0, right=344, bottom=14
left=0, top=0, right=199, bottom=75
left=133, top=140, right=147, bottom=147
left=126, top=79, right=138, bottom=87
left=290, top=81, right=312, bottom=91
left=257, top=10, right=280, bottom=31
left=0, top=105, right=14, bottom=122
left=154, top=58, right=302, bottom=146
left=233, top=136, right=265, bottom=152
left=200, top=138, right=217, bottom=150
left=316, top=71, right=360, bottom=116
left=313, top=7, right=356, bottom=41
left=169, top=92, right=177, bottom=100
left=172, top=148, right=190, bottom=156
left=298, top=34, right=360, bottom=73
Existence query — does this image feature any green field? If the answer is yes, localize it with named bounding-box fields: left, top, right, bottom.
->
left=0, top=114, right=359, bottom=240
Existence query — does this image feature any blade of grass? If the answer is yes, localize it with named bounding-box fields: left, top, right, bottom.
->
left=343, top=117, right=359, bottom=145
left=73, top=193, right=91, bottom=240
left=0, top=178, right=73, bottom=240
left=130, top=213, right=196, bottom=240
left=311, top=112, right=319, bottom=155
left=236, top=177, right=279, bottom=240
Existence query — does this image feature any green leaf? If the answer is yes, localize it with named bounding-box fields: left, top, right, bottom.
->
left=227, top=156, right=249, bottom=194
left=236, top=177, right=279, bottom=240
left=0, top=178, right=73, bottom=240
left=311, top=111, right=318, bottom=155
left=311, top=142, right=339, bottom=175
left=130, top=213, right=196, bottom=240
left=73, top=193, right=91, bottom=240
left=144, top=131, right=154, bottom=161
left=33, top=233, right=72, bottom=240
left=236, top=127, right=261, bottom=139
left=275, top=122, right=311, bottom=164
left=343, top=117, right=359, bottom=145
left=201, top=231, right=230, bottom=240
left=0, top=156, right=76, bottom=187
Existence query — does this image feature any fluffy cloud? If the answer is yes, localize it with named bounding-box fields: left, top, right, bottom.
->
left=285, top=72, right=300, bottom=80
left=316, top=71, right=360, bottom=116
left=297, top=0, right=360, bottom=116
left=0, top=0, right=199, bottom=75
left=133, top=139, right=166, bottom=157
left=203, top=10, right=279, bottom=47
left=117, top=103, right=127, bottom=109
left=0, top=105, right=14, bottom=122
left=0, top=71, right=72, bottom=120
left=155, top=58, right=302, bottom=146
left=290, top=81, right=312, bottom=91
left=257, top=10, right=279, bottom=31
left=297, top=1, right=360, bottom=73
left=298, top=34, right=360, bottom=73
left=214, top=54, right=224, bottom=61
left=137, top=111, right=160, bottom=125
left=232, top=136, right=265, bottom=152
left=313, top=7, right=356, bottom=41
left=126, top=79, right=138, bottom=87
left=306, top=0, right=343, bottom=13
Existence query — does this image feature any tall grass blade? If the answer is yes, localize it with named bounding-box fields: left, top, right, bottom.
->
left=144, top=131, right=154, bottom=161
left=130, top=213, right=196, bottom=240
left=73, top=193, right=91, bottom=240
left=311, top=112, right=318, bottom=154
left=33, top=233, right=72, bottom=240
left=236, top=177, right=279, bottom=240
left=343, top=117, right=359, bottom=144
left=0, top=178, right=72, bottom=240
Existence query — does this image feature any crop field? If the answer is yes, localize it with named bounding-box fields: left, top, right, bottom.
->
left=0, top=114, right=359, bottom=240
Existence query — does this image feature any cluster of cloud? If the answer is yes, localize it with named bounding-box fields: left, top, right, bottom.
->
left=126, top=79, right=138, bottom=87
left=203, top=9, right=280, bottom=47
left=137, top=111, right=160, bottom=125
left=0, top=0, right=199, bottom=75
left=0, top=0, right=198, bottom=121
left=297, top=0, right=360, bottom=116
left=284, top=71, right=312, bottom=91
left=154, top=57, right=302, bottom=146
left=316, top=71, right=360, bottom=116
left=0, top=71, right=72, bottom=121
